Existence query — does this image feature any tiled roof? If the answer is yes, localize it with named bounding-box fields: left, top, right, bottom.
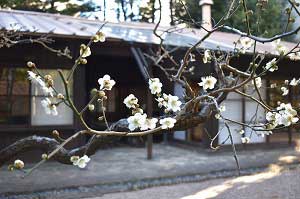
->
left=0, top=9, right=297, bottom=55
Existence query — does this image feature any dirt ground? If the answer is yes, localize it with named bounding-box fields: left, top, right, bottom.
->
left=87, top=165, right=300, bottom=199
left=2, top=144, right=300, bottom=195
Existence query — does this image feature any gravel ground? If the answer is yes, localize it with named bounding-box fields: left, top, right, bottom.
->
left=86, top=165, right=300, bottom=199
left=3, top=145, right=299, bottom=195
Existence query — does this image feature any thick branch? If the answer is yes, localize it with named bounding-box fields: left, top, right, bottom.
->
left=0, top=101, right=217, bottom=167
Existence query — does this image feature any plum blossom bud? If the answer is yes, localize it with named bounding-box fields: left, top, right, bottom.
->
left=215, top=114, right=221, bottom=119
left=281, top=87, right=289, bottom=96
left=52, top=130, right=59, bottom=137
left=44, top=75, right=52, bottom=81
left=42, top=154, right=48, bottom=160
left=219, top=105, right=226, bottom=112
left=88, top=104, right=95, bottom=111
left=289, top=17, right=295, bottom=23
left=44, top=75, right=54, bottom=87
left=93, top=32, right=106, bottom=43
left=57, top=93, right=64, bottom=99
left=70, top=156, right=79, bottom=163
left=98, top=91, right=106, bottom=98
left=88, top=89, right=97, bottom=98
left=14, top=159, right=25, bottom=169
left=203, top=50, right=212, bottom=63
left=132, top=108, right=143, bottom=115
left=189, top=66, right=195, bottom=73
left=80, top=44, right=91, bottom=58
left=80, top=58, right=87, bottom=65
left=27, top=61, right=35, bottom=68
left=8, top=164, right=14, bottom=171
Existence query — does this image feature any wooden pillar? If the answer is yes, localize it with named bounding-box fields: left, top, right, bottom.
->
left=146, top=88, right=153, bottom=159
left=288, top=84, right=292, bottom=145
left=288, top=128, right=292, bottom=145
left=242, top=87, right=246, bottom=149
left=130, top=46, right=154, bottom=160
left=266, top=80, right=270, bottom=144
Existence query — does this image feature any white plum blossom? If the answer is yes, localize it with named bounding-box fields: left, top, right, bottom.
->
left=71, top=155, right=90, bottom=169
left=98, top=75, right=116, bottom=90
left=28, top=71, right=41, bottom=84
left=166, top=95, right=182, bottom=112
left=239, top=37, right=254, bottom=54
left=156, top=96, right=167, bottom=108
left=265, top=58, right=278, bottom=72
left=123, top=94, right=138, bottom=109
left=281, top=87, right=289, bottom=96
left=41, top=98, right=58, bottom=116
left=148, top=78, right=162, bottom=95
left=127, top=113, right=147, bottom=131
left=270, top=83, right=277, bottom=88
left=266, top=111, right=282, bottom=125
left=281, top=114, right=299, bottom=127
left=219, top=105, right=226, bottom=112
left=266, top=122, right=277, bottom=130
left=290, top=78, right=299, bottom=86
left=241, top=137, right=250, bottom=144
left=289, top=52, right=300, bottom=61
left=189, top=53, right=196, bottom=62
left=284, top=80, right=289, bottom=85
left=159, top=117, right=177, bottom=129
left=203, top=50, right=212, bottom=63
left=272, top=39, right=287, bottom=55
left=198, top=76, right=217, bottom=90
left=28, top=71, right=54, bottom=97
left=40, top=83, right=54, bottom=97
left=141, top=118, right=158, bottom=130
left=266, top=111, right=284, bottom=129
left=268, top=103, right=299, bottom=127
left=278, top=103, right=297, bottom=116
left=252, top=77, right=262, bottom=88
left=239, top=129, right=245, bottom=135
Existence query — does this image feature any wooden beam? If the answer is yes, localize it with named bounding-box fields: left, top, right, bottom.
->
left=130, top=46, right=153, bottom=160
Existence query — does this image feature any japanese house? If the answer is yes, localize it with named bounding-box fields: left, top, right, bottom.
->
left=0, top=8, right=299, bottom=153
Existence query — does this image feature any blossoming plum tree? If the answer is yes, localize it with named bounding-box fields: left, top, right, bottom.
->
left=1, top=0, right=300, bottom=176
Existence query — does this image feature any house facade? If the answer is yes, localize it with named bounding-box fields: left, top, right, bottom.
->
left=0, top=9, right=299, bottom=153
